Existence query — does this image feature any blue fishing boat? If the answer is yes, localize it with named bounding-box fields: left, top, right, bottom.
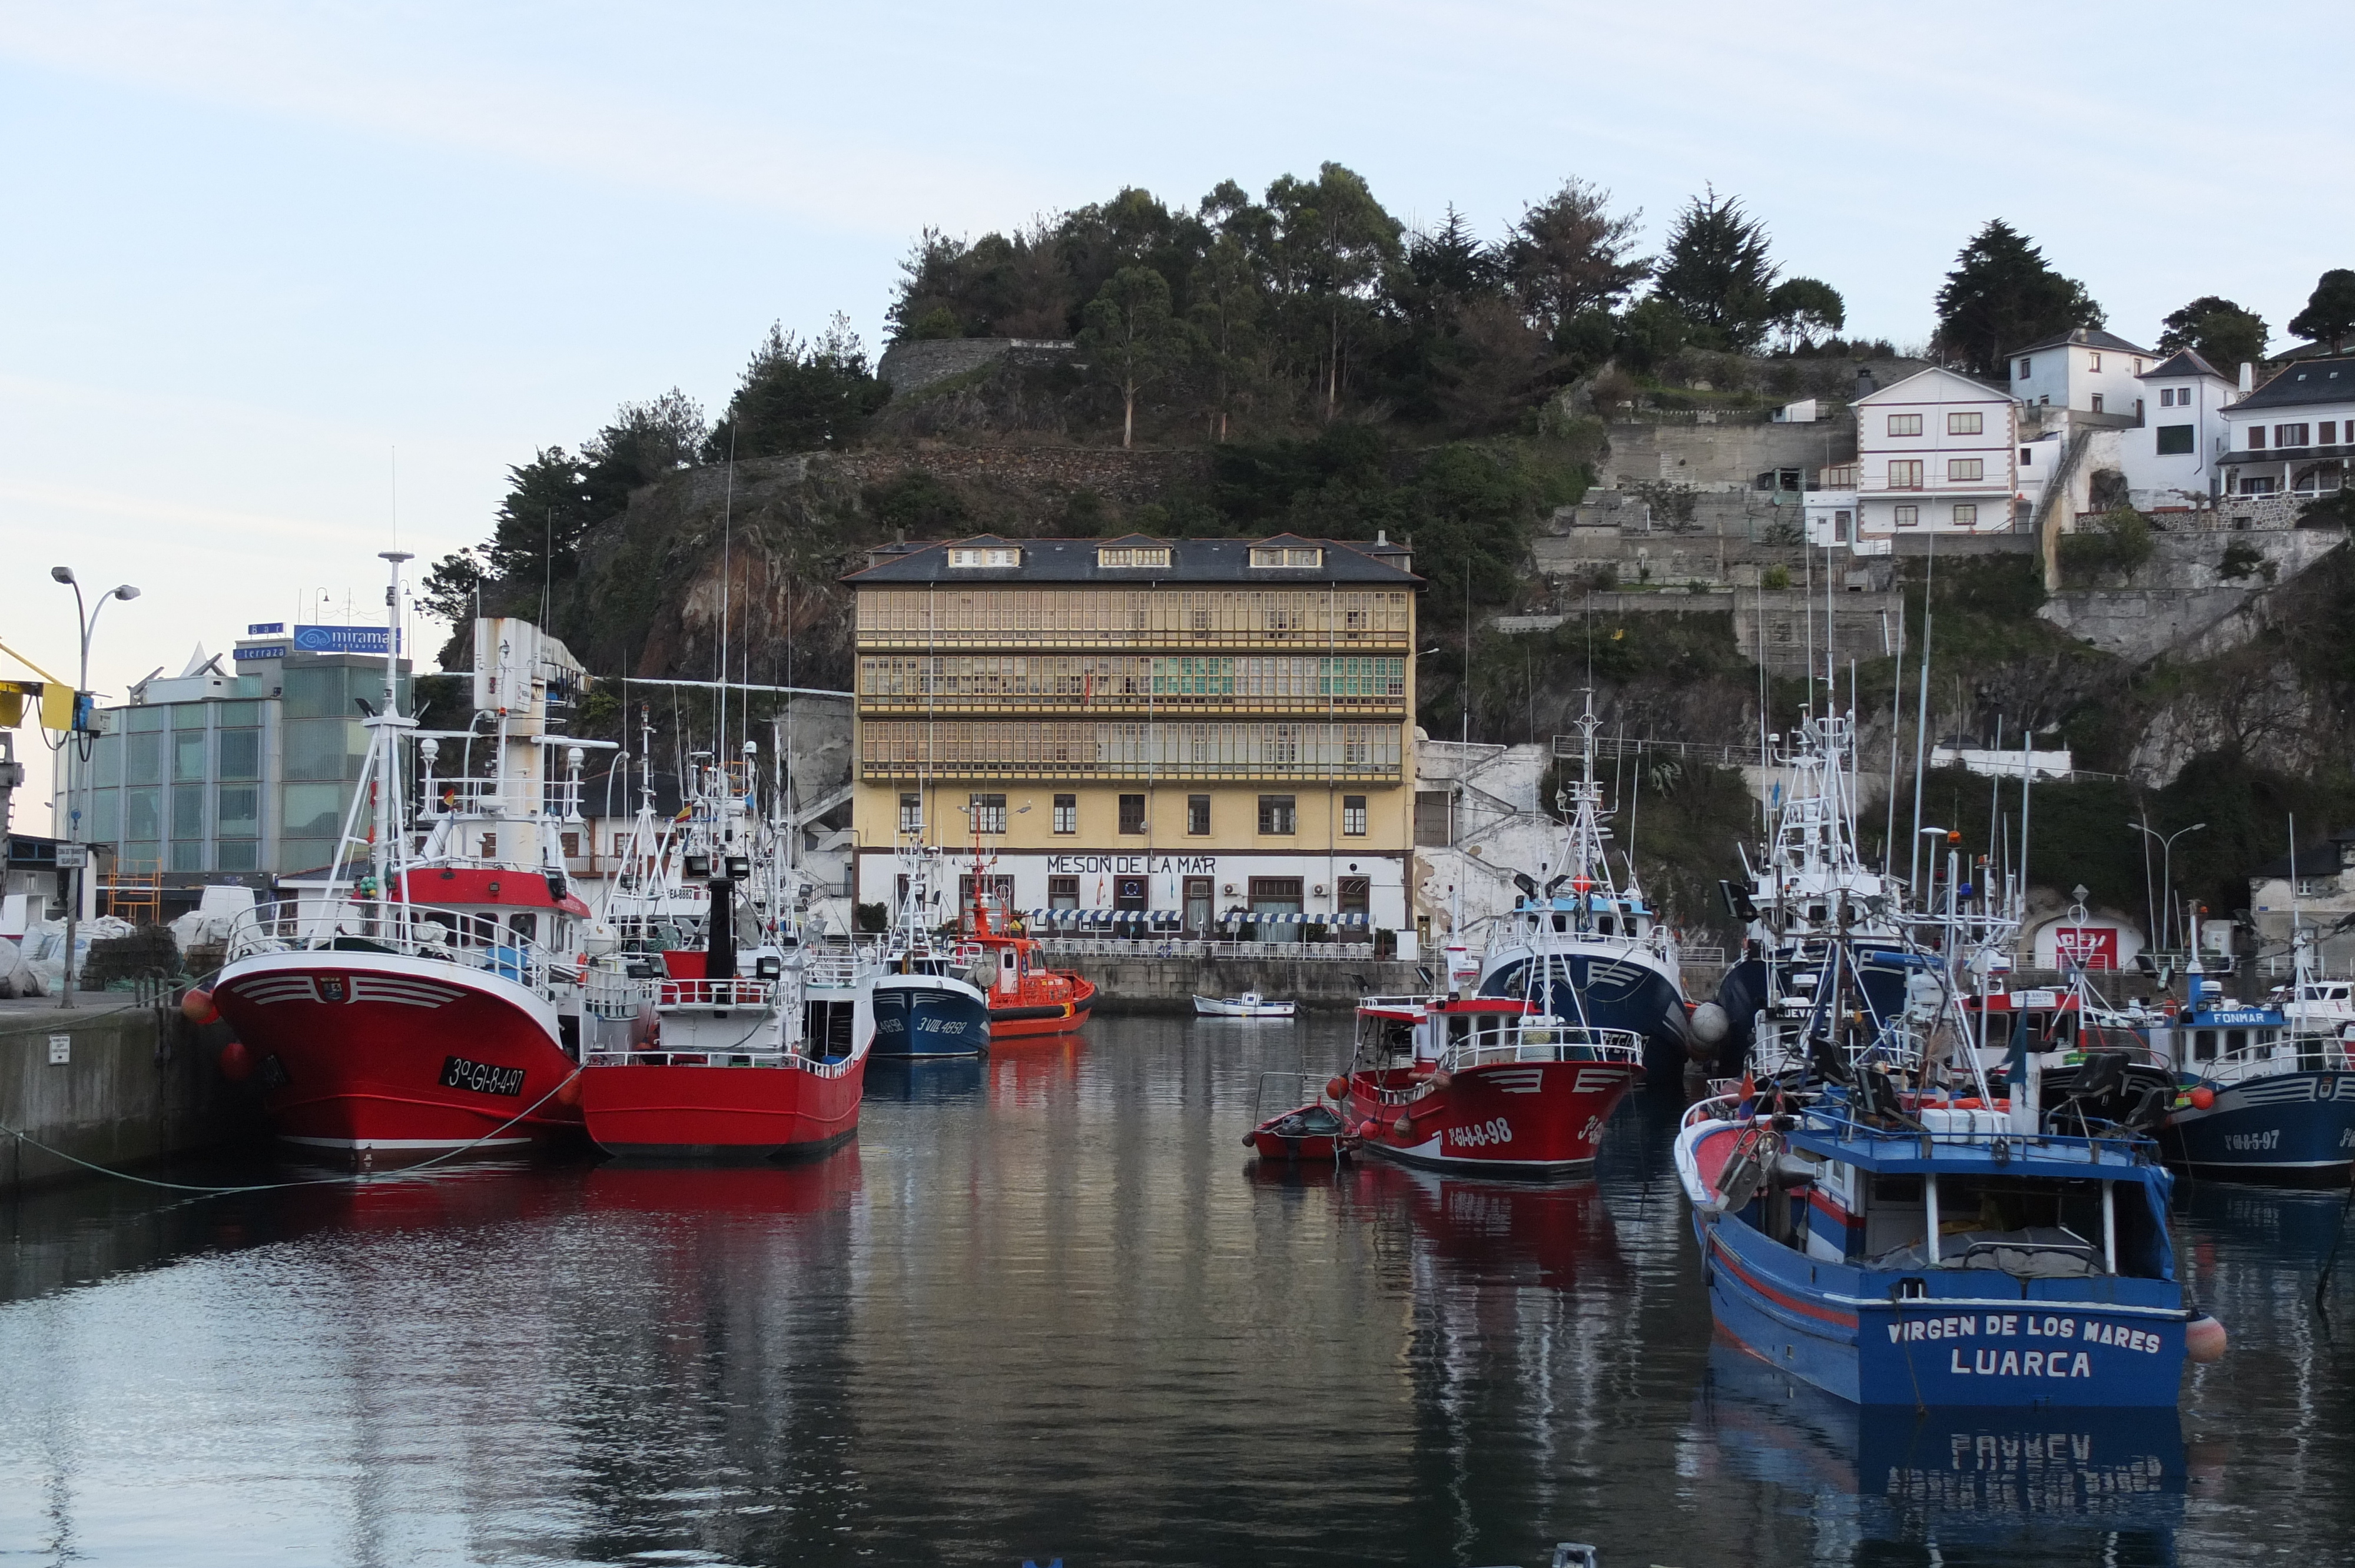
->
left=2147, top=976, right=2355, bottom=1185
left=1474, top=707, right=1696, bottom=1089
left=868, top=846, right=989, bottom=1059
left=1676, top=1081, right=2211, bottom=1407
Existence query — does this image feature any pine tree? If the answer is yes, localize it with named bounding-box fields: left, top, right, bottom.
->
left=1933, top=221, right=2104, bottom=378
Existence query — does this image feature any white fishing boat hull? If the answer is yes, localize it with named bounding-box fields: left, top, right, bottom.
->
left=1194, top=995, right=1296, bottom=1019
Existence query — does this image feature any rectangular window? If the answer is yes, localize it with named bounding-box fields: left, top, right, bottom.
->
left=1886, top=413, right=1923, bottom=437
left=1095, top=546, right=1171, bottom=569
left=2021, top=447, right=2035, bottom=464
left=125, top=730, right=161, bottom=786
left=1833, top=509, right=1851, bottom=542
left=1118, top=793, right=1146, bottom=834
left=215, top=785, right=260, bottom=836
left=1893, top=505, right=1920, bottom=527
left=1338, top=875, right=1370, bottom=916
left=2089, top=393, right=2104, bottom=413
left=1053, top=793, right=1077, bottom=834
left=1248, top=876, right=1304, bottom=912
left=1258, top=795, right=1296, bottom=835
left=1952, top=503, right=1978, bottom=527
left=2156, top=424, right=2195, bottom=456
left=2249, top=426, right=2266, bottom=449
left=2132, top=358, right=2143, bottom=374
left=173, top=729, right=206, bottom=781
left=2088, top=353, right=2102, bottom=372
left=2277, top=423, right=2311, bottom=447
left=216, top=841, right=258, bottom=872
left=280, top=782, right=343, bottom=840
left=1248, top=546, right=1324, bottom=569
left=479, top=833, right=496, bottom=859
left=172, top=782, right=205, bottom=838
left=2160, top=387, right=2176, bottom=407
left=1948, top=458, right=1985, bottom=481
left=1888, top=460, right=1923, bottom=490
left=89, top=792, right=120, bottom=843
left=124, top=787, right=161, bottom=841
left=969, top=793, right=1008, bottom=834
left=1049, top=875, right=1080, bottom=911
left=1342, top=795, right=1368, bottom=836
left=560, top=831, right=581, bottom=858
left=2323, top=421, right=2340, bottom=445
left=947, top=546, right=1021, bottom=568
left=2018, top=357, right=2032, bottom=377
left=1947, top=411, right=1983, bottom=435
left=898, top=793, right=922, bottom=833
left=216, top=728, right=260, bottom=780
left=1187, top=794, right=1210, bottom=835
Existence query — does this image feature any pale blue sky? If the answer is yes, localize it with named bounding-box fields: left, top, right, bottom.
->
left=4, top=1, right=2350, bottom=825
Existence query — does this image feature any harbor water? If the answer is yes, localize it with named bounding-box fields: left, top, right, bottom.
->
left=1, top=1015, right=2349, bottom=1567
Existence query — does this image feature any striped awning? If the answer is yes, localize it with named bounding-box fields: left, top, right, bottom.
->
left=1219, top=909, right=1371, bottom=928
left=1027, top=908, right=1183, bottom=930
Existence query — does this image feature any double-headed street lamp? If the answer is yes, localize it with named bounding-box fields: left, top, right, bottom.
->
left=2127, top=817, right=2207, bottom=958
left=50, top=567, right=140, bottom=1009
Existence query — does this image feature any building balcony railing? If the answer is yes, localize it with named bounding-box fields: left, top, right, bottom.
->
left=857, top=696, right=1409, bottom=717
left=859, top=761, right=1405, bottom=783
left=854, top=630, right=1415, bottom=652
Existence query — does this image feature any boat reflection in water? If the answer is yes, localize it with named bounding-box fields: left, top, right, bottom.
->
left=863, top=1055, right=989, bottom=1103
left=582, top=1143, right=864, bottom=1217
left=1346, top=1160, right=1630, bottom=1293
left=1691, top=1342, right=2187, bottom=1556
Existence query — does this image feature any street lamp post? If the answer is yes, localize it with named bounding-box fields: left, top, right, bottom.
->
left=2127, top=818, right=2207, bottom=956
left=49, top=567, right=140, bottom=1009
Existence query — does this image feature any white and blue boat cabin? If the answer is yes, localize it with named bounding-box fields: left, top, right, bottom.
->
left=1680, top=1093, right=2188, bottom=1407
left=2142, top=984, right=2355, bottom=1183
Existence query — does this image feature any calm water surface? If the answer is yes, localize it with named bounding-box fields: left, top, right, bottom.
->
left=0, top=1016, right=2349, bottom=1567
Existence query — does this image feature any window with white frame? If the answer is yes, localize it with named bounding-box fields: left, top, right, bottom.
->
left=1342, top=795, right=1368, bottom=836
left=968, top=792, right=1008, bottom=833
left=2277, top=424, right=2311, bottom=447
left=899, top=793, right=923, bottom=833
left=948, top=546, right=1021, bottom=568
left=1249, top=546, right=1324, bottom=569
left=1888, top=460, right=1923, bottom=490
left=2089, top=353, right=2102, bottom=371
left=1948, top=458, right=1985, bottom=481
left=2090, top=394, right=2105, bottom=413
left=1894, top=504, right=1920, bottom=527
left=1948, top=411, right=1984, bottom=435
left=1096, top=546, right=1171, bottom=569
left=1052, top=793, right=1076, bottom=833
left=1952, top=503, right=1978, bottom=527
left=1886, top=413, right=1923, bottom=437
left=2018, top=357, right=2032, bottom=377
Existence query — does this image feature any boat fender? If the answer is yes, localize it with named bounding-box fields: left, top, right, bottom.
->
left=1393, top=1113, right=1415, bottom=1141
left=2188, top=1085, right=2216, bottom=1110
left=180, top=987, right=221, bottom=1026
left=555, top=1074, right=584, bottom=1109
left=216, top=1039, right=253, bottom=1082
left=2187, top=1314, right=2228, bottom=1363
left=1689, top=1002, right=1730, bottom=1046
left=1325, top=1076, right=1349, bottom=1102
left=1356, top=1118, right=1380, bottom=1140
left=1432, top=1068, right=1454, bottom=1092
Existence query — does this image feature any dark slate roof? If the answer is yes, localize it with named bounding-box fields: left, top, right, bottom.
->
left=2253, top=834, right=2355, bottom=881
left=2235, top=358, right=2355, bottom=411
left=841, top=533, right=1422, bottom=586
left=2008, top=326, right=2155, bottom=358
left=2138, top=349, right=2228, bottom=381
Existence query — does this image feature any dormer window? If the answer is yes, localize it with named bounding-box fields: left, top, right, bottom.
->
left=947, top=546, right=1021, bottom=569
left=1096, top=546, right=1171, bottom=569
left=1249, top=546, right=1324, bottom=569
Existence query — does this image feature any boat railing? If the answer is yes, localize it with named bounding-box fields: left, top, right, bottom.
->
left=1444, top=1025, right=1646, bottom=1072
left=1357, top=992, right=1443, bottom=1014
left=583, top=1044, right=862, bottom=1079
left=801, top=946, right=870, bottom=988
left=655, top=978, right=777, bottom=1011
left=2187, top=1031, right=2353, bottom=1084
left=224, top=898, right=564, bottom=994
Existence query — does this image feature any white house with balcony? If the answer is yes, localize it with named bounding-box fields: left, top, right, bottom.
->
left=2219, top=356, right=2355, bottom=503
left=2122, top=349, right=2238, bottom=511
left=1849, top=368, right=2024, bottom=546
left=2009, top=327, right=2156, bottom=421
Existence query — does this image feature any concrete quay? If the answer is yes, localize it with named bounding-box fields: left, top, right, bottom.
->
left=0, top=996, right=256, bottom=1191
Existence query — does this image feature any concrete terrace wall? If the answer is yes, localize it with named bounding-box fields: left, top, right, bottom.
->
left=1601, top=416, right=1858, bottom=491
left=1085, top=957, right=1423, bottom=1014
left=876, top=338, right=1076, bottom=396
left=2039, top=526, right=2347, bottom=662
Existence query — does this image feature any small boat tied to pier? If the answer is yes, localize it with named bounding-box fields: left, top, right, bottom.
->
left=1195, top=991, right=1295, bottom=1019
left=1243, top=1071, right=1354, bottom=1162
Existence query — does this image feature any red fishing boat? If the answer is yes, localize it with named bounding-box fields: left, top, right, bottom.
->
left=208, top=577, right=612, bottom=1160
left=1340, top=993, right=1644, bottom=1178
left=1243, top=1072, right=1355, bottom=1161
left=961, top=861, right=1094, bottom=1039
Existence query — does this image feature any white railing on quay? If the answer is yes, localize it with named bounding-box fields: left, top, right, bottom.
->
left=1031, top=936, right=1379, bottom=962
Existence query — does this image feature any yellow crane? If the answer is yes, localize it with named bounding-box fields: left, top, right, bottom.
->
left=0, top=637, right=78, bottom=732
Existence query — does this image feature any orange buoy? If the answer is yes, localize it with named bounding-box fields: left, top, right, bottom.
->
left=217, top=1039, right=253, bottom=1082
left=2188, top=1085, right=2217, bottom=1110
left=554, top=1074, right=585, bottom=1108
left=1325, top=1076, right=1349, bottom=1102
left=180, top=988, right=220, bottom=1026
left=2186, top=1314, right=2228, bottom=1363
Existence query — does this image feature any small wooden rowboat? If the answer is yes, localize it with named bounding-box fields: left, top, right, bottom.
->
left=1243, top=1101, right=1353, bottom=1161
left=1195, top=991, right=1296, bottom=1019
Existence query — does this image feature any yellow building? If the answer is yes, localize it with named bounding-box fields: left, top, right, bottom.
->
left=844, top=532, right=1420, bottom=946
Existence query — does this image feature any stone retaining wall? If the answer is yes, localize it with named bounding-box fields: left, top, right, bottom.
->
left=1084, top=958, right=1424, bottom=1014
left=0, top=998, right=256, bottom=1190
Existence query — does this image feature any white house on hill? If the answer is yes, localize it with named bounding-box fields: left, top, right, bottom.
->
left=2220, top=357, right=2355, bottom=502
left=2124, top=349, right=2238, bottom=511
left=1846, top=367, right=2025, bottom=547
left=2010, top=327, right=2155, bottom=421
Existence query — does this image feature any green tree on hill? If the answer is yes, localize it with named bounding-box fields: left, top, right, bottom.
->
left=1078, top=265, right=1195, bottom=448
left=1651, top=187, right=1779, bottom=351
left=1933, top=220, right=2104, bottom=378
left=2157, top=295, right=2268, bottom=369
left=705, top=315, right=890, bottom=459
left=1502, top=178, right=1649, bottom=334
left=1766, top=277, right=1845, bottom=351
left=1262, top=162, right=1403, bottom=421
left=2288, top=268, right=2355, bottom=353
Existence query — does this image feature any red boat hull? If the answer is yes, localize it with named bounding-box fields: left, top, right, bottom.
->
left=213, top=951, right=583, bottom=1155
left=1345, top=1057, right=1639, bottom=1178
left=582, top=1057, right=867, bottom=1159
left=1248, top=1130, right=1348, bottom=1161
